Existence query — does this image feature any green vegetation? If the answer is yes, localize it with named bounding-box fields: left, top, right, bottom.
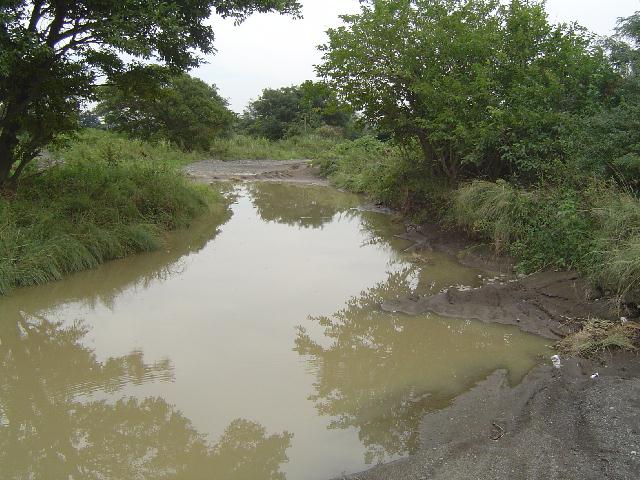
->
left=1, top=1, right=306, bottom=291
left=312, top=1, right=640, bottom=310
left=210, top=133, right=344, bottom=160
left=56, top=129, right=202, bottom=168
left=450, top=181, right=640, bottom=299
left=96, top=71, right=235, bottom=151
left=0, top=0, right=301, bottom=188
left=0, top=132, right=225, bottom=295
left=239, top=80, right=357, bottom=140
left=319, top=0, right=611, bottom=185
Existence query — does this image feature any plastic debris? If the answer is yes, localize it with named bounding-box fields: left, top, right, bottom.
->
left=590, top=373, right=599, bottom=379
left=621, top=316, right=628, bottom=324
left=551, top=354, right=562, bottom=369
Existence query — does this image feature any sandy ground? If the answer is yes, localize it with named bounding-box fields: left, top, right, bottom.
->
left=185, top=160, right=640, bottom=480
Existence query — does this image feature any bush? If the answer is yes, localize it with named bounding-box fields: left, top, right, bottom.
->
left=317, top=136, right=451, bottom=218
left=0, top=133, right=221, bottom=295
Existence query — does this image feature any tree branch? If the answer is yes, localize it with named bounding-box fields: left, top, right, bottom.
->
left=46, top=1, right=70, bottom=47
left=28, top=0, right=47, bottom=33
left=56, top=35, right=99, bottom=56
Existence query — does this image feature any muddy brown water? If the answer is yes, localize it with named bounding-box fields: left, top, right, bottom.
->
left=0, top=183, right=552, bottom=480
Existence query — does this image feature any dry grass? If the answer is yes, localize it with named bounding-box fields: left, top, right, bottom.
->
left=559, top=318, right=640, bottom=357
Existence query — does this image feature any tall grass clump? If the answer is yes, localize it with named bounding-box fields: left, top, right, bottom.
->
left=0, top=139, right=215, bottom=295
left=209, top=133, right=342, bottom=160
left=54, top=129, right=202, bottom=167
left=589, top=191, right=640, bottom=300
left=452, top=180, right=640, bottom=302
left=452, top=180, right=594, bottom=272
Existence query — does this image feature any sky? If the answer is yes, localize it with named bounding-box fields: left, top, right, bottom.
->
left=194, top=0, right=640, bottom=113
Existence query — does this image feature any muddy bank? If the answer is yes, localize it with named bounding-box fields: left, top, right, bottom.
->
left=184, top=159, right=328, bottom=185
left=399, top=222, right=516, bottom=273
left=381, top=270, right=614, bottom=340
left=385, top=219, right=629, bottom=340
left=335, top=354, right=640, bottom=480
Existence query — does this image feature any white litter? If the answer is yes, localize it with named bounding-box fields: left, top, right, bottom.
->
left=551, top=355, right=562, bottom=369
left=591, top=373, right=600, bottom=379
left=621, top=316, right=628, bottom=324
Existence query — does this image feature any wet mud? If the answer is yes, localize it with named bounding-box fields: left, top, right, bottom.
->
left=184, top=159, right=327, bottom=185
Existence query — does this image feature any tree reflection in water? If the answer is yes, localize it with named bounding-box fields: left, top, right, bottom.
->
left=247, top=182, right=361, bottom=229
left=0, top=313, right=292, bottom=479
left=295, top=268, right=548, bottom=465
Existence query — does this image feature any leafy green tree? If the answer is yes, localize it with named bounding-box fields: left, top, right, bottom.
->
left=470, top=1, right=613, bottom=183
left=0, top=0, right=301, bottom=188
left=78, top=110, right=104, bottom=129
left=318, top=0, right=611, bottom=183
left=243, top=86, right=302, bottom=140
left=574, top=12, right=640, bottom=189
left=97, top=72, right=235, bottom=151
left=242, top=80, right=354, bottom=139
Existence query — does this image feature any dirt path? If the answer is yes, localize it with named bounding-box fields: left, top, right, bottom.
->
left=184, top=159, right=328, bottom=185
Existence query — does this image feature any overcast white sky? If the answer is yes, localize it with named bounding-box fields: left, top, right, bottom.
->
left=194, top=0, right=640, bottom=112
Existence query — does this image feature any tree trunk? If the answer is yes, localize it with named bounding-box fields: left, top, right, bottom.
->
left=416, top=130, right=435, bottom=166
left=0, top=136, right=17, bottom=187
left=0, top=95, right=29, bottom=188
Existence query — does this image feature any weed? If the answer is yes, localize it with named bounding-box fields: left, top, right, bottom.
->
left=559, top=318, right=640, bottom=357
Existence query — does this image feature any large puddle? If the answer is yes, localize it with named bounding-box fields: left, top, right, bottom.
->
left=0, top=183, right=551, bottom=479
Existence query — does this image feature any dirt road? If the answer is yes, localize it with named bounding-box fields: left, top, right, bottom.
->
left=184, top=159, right=328, bottom=185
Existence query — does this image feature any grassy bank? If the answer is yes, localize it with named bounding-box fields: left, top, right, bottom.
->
left=315, top=137, right=640, bottom=300
left=0, top=131, right=218, bottom=295
left=452, top=181, right=640, bottom=301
